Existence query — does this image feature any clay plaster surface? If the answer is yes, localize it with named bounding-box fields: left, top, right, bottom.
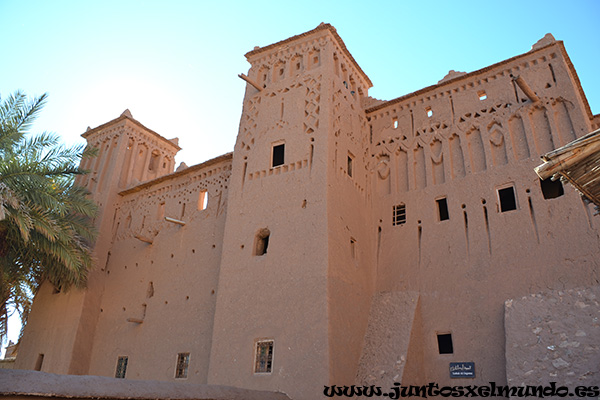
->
left=0, top=369, right=291, bottom=400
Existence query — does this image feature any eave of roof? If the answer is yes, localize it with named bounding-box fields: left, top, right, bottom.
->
left=82, top=114, right=182, bottom=151
left=245, top=23, right=372, bottom=88
left=119, top=152, right=233, bottom=196
left=365, top=40, right=593, bottom=121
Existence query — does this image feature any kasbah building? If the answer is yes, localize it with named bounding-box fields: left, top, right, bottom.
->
left=9, top=23, right=600, bottom=399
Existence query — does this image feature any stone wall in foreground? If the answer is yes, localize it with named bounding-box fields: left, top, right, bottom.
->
left=505, top=286, right=600, bottom=388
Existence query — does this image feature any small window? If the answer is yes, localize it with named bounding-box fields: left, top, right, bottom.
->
left=254, top=340, right=274, bottom=373
left=393, top=204, right=406, bottom=226
left=540, top=177, right=564, bottom=199
left=436, top=197, right=449, bottom=221
left=272, top=143, right=285, bottom=167
left=498, top=186, right=517, bottom=212
left=437, top=333, right=453, bottom=354
left=115, top=356, right=128, bottom=379
left=34, top=354, right=44, bottom=371
left=478, top=90, right=487, bottom=101
left=175, top=353, right=190, bottom=379
left=347, top=153, right=354, bottom=177
left=254, top=228, right=270, bottom=256
left=426, top=106, right=433, bottom=118
left=393, top=117, right=399, bottom=129
left=148, top=150, right=160, bottom=171
left=198, top=190, right=208, bottom=210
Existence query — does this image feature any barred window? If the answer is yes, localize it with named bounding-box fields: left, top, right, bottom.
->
left=115, top=356, right=128, bottom=379
left=175, top=353, right=190, bottom=379
left=393, top=204, right=406, bottom=226
left=254, top=340, right=274, bottom=373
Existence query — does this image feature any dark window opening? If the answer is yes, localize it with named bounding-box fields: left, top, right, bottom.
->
left=437, top=334, right=453, bottom=354
left=498, top=186, right=517, bottom=212
left=175, top=353, right=190, bottom=379
left=393, top=204, right=406, bottom=226
left=34, top=354, right=44, bottom=371
left=436, top=198, right=449, bottom=221
left=347, top=154, right=354, bottom=177
left=272, top=143, right=285, bottom=167
left=540, top=177, right=564, bottom=199
left=254, top=228, right=270, bottom=256
left=254, top=340, right=274, bottom=373
left=115, top=356, right=128, bottom=379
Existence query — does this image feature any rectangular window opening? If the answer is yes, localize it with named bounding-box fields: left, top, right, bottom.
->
left=115, top=356, right=128, bottom=379
left=426, top=107, right=433, bottom=118
left=540, top=177, right=564, bottom=199
left=198, top=190, right=208, bottom=210
left=393, top=204, right=406, bottom=226
left=34, top=354, right=44, bottom=371
left=437, top=333, right=453, bottom=354
left=272, top=143, right=285, bottom=167
left=347, top=153, right=354, bottom=177
left=478, top=90, right=487, bottom=101
left=498, top=186, right=517, bottom=212
left=175, top=353, right=190, bottom=379
left=436, top=197, right=450, bottom=221
left=254, top=340, right=274, bottom=374
left=393, top=117, right=399, bottom=129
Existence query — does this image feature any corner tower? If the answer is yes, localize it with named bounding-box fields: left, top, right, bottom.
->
left=15, top=111, right=180, bottom=374
left=208, top=24, right=373, bottom=399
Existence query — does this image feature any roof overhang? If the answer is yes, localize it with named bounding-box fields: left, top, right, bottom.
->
left=535, top=128, right=600, bottom=208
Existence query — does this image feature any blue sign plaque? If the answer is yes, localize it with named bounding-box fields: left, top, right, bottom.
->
left=449, top=362, right=475, bottom=378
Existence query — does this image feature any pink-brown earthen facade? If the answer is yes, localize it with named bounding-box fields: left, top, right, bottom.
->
left=13, top=24, right=600, bottom=399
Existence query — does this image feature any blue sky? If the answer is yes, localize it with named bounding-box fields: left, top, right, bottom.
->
left=1, top=0, right=599, bottom=349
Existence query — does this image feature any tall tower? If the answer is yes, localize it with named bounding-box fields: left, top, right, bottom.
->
left=15, top=111, right=180, bottom=374
left=207, top=24, right=374, bottom=399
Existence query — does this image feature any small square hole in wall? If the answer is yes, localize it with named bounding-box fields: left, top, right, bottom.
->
left=175, top=353, right=190, bottom=379
left=115, top=356, right=128, bottom=378
left=539, top=177, right=564, bottom=199
left=497, top=186, right=517, bottom=212
left=272, top=142, right=285, bottom=167
left=254, top=340, right=274, bottom=373
left=478, top=90, right=487, bottom=101
left=436, top=197, right=449, bottom=221
left=437, top=333, right=453, bottom=354
left=393, top=204, right=406, bottom=226
left=426, top=107, right=433, bottom=118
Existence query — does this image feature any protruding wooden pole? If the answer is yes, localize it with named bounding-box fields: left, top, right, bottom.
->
left=238, top=73, right=263, bottom=92
left=513, top=75, right=540, bottom=103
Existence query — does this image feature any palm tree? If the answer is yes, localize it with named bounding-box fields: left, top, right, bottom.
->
left=0, top=91, right=97, bottom=341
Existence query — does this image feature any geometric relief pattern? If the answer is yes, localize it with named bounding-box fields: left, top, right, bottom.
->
left=369, top=94, right=571, bottom=194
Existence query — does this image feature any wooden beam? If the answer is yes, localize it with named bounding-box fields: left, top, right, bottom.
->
left=165, top=216, right=186, bottom=226
left=238, top=73, right=263, bottom=91
left=134, top=234, right=153, bottom=244
left=513, top=75, right=540, bottom=103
